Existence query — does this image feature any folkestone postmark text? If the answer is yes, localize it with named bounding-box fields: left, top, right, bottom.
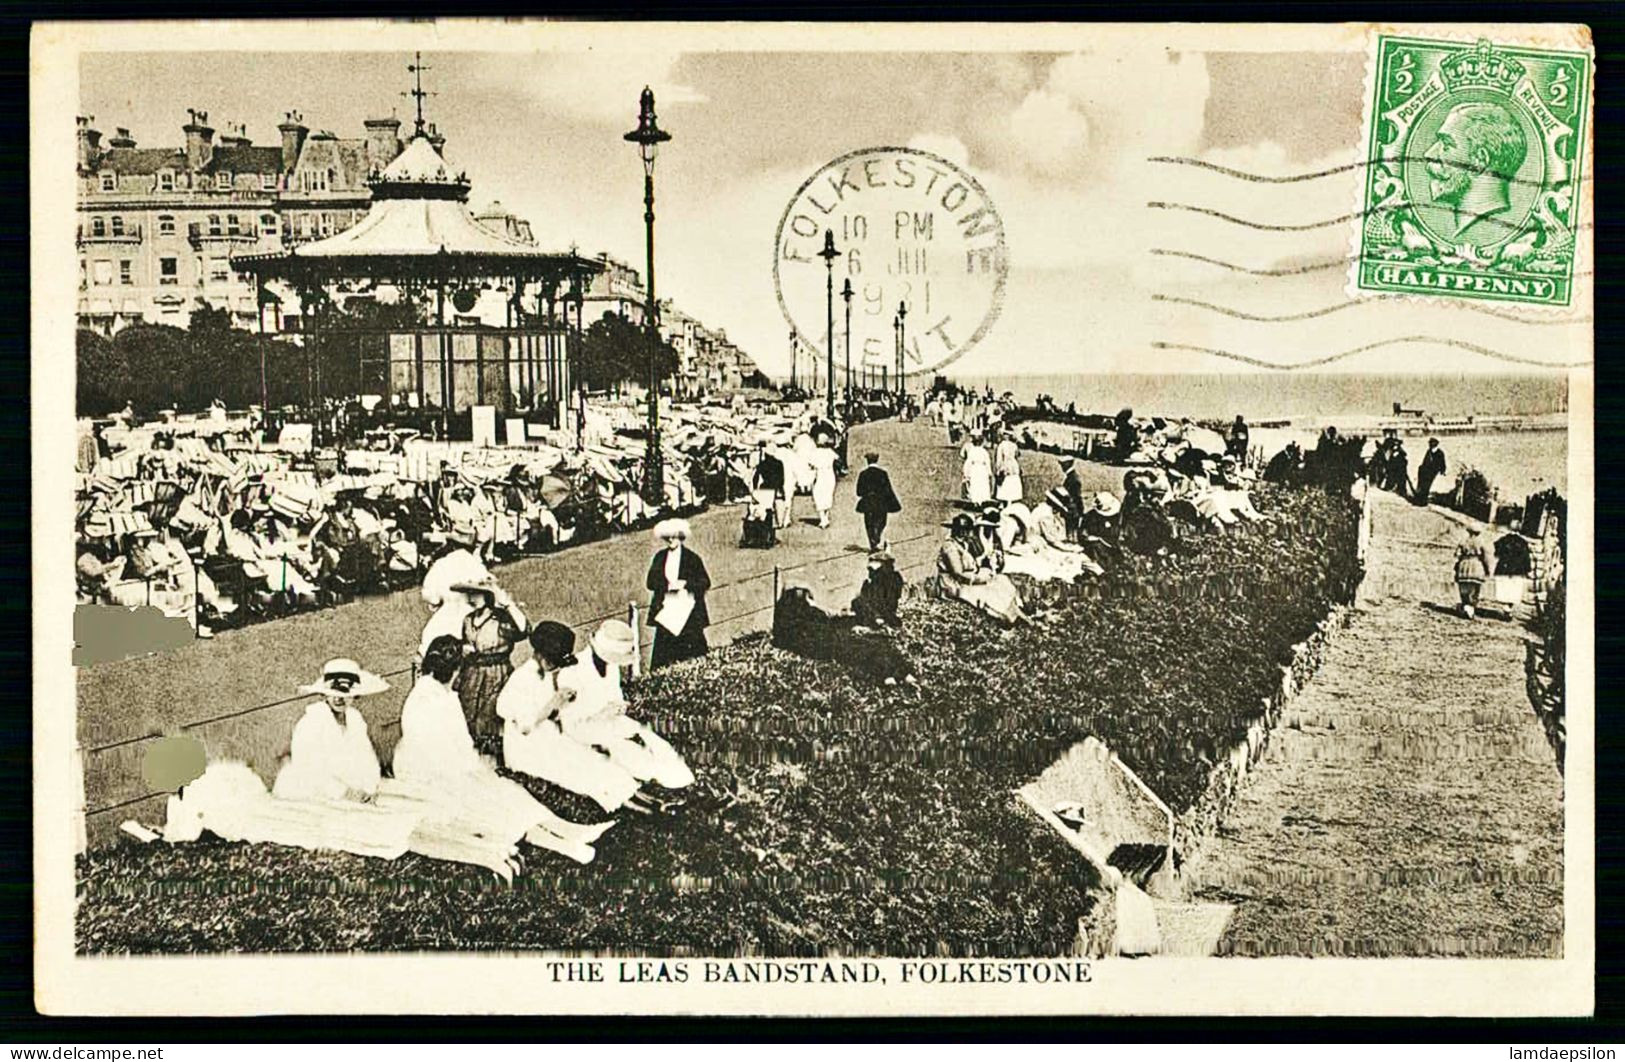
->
left=773, top=147, right=1007, bottom=383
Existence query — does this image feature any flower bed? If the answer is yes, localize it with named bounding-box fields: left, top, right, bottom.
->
left=77, top=484, right=1359, bottom=956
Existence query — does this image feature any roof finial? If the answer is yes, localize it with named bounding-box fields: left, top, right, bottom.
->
left=403, top=51, right=436, bottom=138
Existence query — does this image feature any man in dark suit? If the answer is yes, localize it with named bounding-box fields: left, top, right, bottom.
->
left=854, top=451, right=902, bottom=550
left=1061, top=456, right=1086, bottom=540
left=1414, top=437, right=1446, bottom=506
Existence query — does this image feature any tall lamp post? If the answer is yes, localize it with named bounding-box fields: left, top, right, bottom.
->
left=625, top=86, right=671, bottom=506
left=789, top=329, right=797, bottom=390
left=895, top=301, right=908, bottom=407
left=840, top=277, right=854, bottom=417
left=818, top=230, right=841, bottom=421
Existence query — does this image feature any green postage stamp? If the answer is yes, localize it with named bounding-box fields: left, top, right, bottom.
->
left=1354, top=34, right=1591, bottom=307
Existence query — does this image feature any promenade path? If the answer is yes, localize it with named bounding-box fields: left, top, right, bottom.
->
left=1185, top=489, right=1564, bottom=956
left=77, top=418, right=1106, bottom=841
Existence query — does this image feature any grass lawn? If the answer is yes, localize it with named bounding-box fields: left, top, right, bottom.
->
left=77, top=483, right=1360, bottom=956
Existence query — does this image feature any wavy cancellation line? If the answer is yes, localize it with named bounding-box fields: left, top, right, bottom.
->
left=1151, top=338, right=1592, bottom=371
left=1149, top=247, right=1597, bottom=281
left=1152, top=293, right=1593, bottom=326
left=1146, top=155, right=1595, bottom=189
left=1146, top=200, right=1596, bottom=237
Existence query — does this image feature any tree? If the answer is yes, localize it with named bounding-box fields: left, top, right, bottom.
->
left=76, top=328, right=124, bottom=416
left=111, top=324, right=192, bottom=413
left=578, top=311, right=679, bottom=393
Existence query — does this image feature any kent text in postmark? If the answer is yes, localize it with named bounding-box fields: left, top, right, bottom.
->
left=773, top=147, right=1007, bottom=385
left=1354, top=35, right=1591, bottom=308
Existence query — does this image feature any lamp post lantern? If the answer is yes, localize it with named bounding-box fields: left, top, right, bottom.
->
left=625, top=85, right=671, bottom=506
left=895, top=301, right=908, bottom=406
left=840, top=276, right=854, bottom=418
left=818, top=229, right=841, bottom=421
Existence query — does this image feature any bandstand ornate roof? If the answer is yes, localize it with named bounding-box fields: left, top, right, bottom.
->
left=233, top=134, right=600, bottom=285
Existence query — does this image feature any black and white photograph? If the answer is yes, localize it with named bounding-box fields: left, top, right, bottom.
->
left=31, top=20, right=1593, bottom=1017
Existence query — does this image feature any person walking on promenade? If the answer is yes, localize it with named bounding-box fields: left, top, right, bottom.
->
left=752, top=442, right=790, bottom=530
left=1454, top=525, right=1493, bottom=619
left=1415, top=437, right=1447, bottom=507
left=994, top=431, right=1024, bottom=503
left=855, top=451, right=902, bottom=550
left=454, top=573, right=528, bottom=745
left=962, top=433, right=994, bottom=506
left=809, top=437, right=839, bottom=529
left=646, top=518, right=712, bottom=669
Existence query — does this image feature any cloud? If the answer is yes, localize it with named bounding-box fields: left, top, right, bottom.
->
left=1006, top=90, right=1090, bottom=179
left=1001, top=48, right=1210, bottom=182
left=478, top=51, right=706, bottom=125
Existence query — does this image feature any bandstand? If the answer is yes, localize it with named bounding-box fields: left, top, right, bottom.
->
left=233, top=131, right=601, bottom=443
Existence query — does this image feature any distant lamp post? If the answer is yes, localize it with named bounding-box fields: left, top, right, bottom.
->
left=625, top=85, right=671, bottom=506
left=895, top=301, right=908, bottom=406
left=818, top=230, right=841, bottom=421
left=789, top=328, right=798, bottom=390
left=840, top=276, right=854, bottom=417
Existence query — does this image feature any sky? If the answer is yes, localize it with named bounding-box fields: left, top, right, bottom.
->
left=80, top=41, right=1592, bottom=380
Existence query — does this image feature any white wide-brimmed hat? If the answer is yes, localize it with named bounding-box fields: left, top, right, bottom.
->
left=590, top=620, right=638, bottom=666
left=299, top=658, right=390, bottom=698
left=653, top=517, right=692, bottom=542
left=1093, top=492, right=1122, bottom=517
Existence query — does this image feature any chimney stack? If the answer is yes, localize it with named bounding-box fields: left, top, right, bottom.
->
left=426, top=122, right=445, bottom=153
left=107, top=127, right=136, bottom=149
left=183, top=107, right=215, bottom=171
left=278, top=110, right=308, bottom=172
left=363, top=115, right=403, bottom=170
left=217, top=122, right=250, bottom=148
left=76, top=115, right=103, bottom=173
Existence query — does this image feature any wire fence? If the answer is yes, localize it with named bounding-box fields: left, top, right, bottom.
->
left=82, top=526, right=944, bottom=823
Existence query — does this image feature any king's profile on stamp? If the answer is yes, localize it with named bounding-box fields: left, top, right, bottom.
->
left=1354, top=36, right=1591, bottom=307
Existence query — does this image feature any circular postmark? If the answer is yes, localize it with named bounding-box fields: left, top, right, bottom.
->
left=773, top=147, right=1007, bottom=384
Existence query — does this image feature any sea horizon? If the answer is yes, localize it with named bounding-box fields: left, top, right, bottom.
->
left=940, top=371, right=1570, bottom=423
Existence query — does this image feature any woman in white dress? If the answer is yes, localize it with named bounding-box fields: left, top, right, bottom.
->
left=559, top=621, right=695, bottom=792
left=993, top=432, right=1024, bottom=503
left=961, top=435, right=994, bottom=506
left=808, top=440, right=838, bottom=529
left=997, top=502, right=1103, bottom=582
left=166, top=659, right=523, bottom=879
left=497, top=622, right=678, bottom=816
left=394, top=636, right=613, bottom=864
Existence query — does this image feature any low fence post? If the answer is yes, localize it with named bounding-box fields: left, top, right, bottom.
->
left=628, top=602, right=642, bottom=678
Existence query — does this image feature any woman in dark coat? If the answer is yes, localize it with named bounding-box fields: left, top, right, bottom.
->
left=646, top=518, right=711, bottom=669
left=453, top=575, right=527, bottom=743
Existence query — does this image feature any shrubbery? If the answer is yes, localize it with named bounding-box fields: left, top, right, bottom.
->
left=78, top=484, right=1360, bottom=955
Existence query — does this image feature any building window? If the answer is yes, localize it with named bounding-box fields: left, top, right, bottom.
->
left=93, top=260, right=112, bottom=286
left=216, top=172, right=231, bottom=190
left=79, top=259, right=86, bottom=289
left=318, top=214, right=332, bottom=237
left=209, top=258, right=229, bottom=283
left=208, top=215, right=221, bottom=237
left=110, top=216, right=124, bottom=237
left=90, top=217, right=105, bottom=238
left=158, top=215, right=175, bottom=237
left=227, top=214, right=240, bottom=236
left=159, top=257, right=178, bottom=285
left=260, top=213, right=277, bottom=234
left=298, top=214, right=312, bottom=237
left=261, top=173, right=276, bottom=191
left=327, top=167, right=337, bottom=189
left=119, top=260, right=132, bottom=286
left=99, top=172, right=115, bottom=192
left=158, top=171, right=174, bottom=192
